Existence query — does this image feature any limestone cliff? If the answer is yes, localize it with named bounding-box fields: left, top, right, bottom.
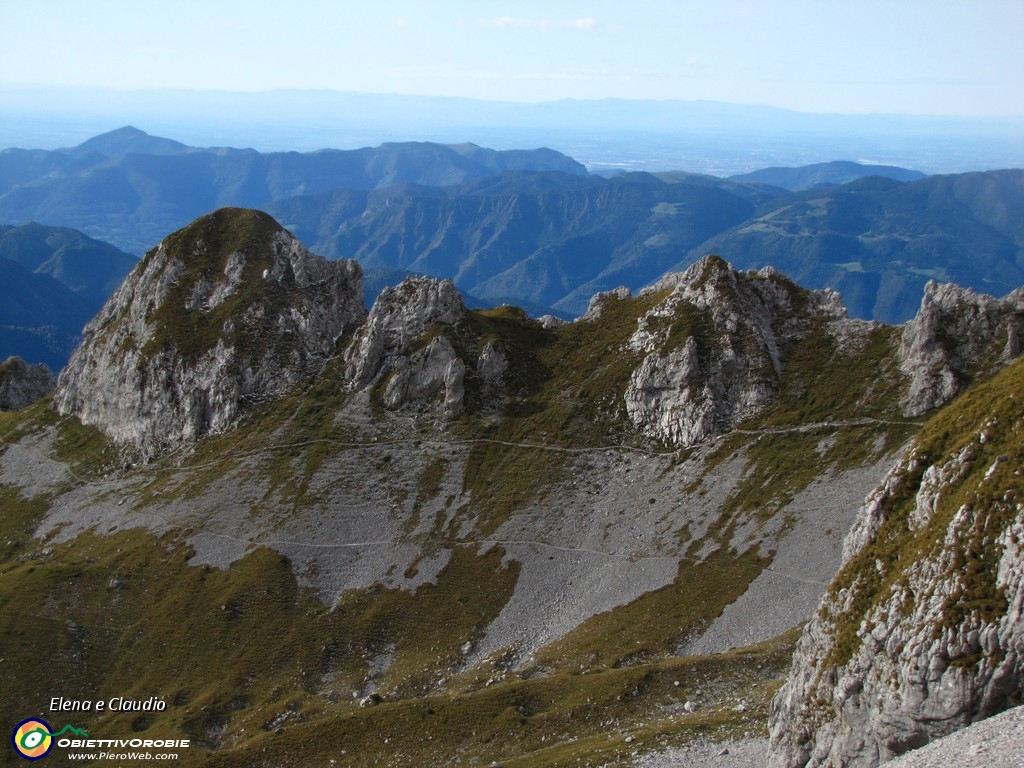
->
left=54, top=208, right=365, bottom=458
left=0, top=356, right=56, bottom=410
left=768, top=357, right=1024, bottom=767
left=341, top=276, right=508, bottom=417
left=620, top=256, right=858, bottom=446
left=898, top=281, right=1024, bottom=417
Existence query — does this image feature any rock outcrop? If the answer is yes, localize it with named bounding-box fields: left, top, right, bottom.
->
left=0, top=356, right=57, bottom=410
left=342, top=276, right=469, bottom=415
left=54, top=208, right=365, bottom=458
left=898, top=281, right=1024, bottom=417
left=768, top=357, right=1024, bottom=767
left=620, top=263, right=1024, bottom=449
left=621, top=256, right=855, bottom=446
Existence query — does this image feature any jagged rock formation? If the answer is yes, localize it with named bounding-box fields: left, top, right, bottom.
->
left=342, top=276, right=470, bottom=415
left=899, top=281, right=1024, bottom=417
left=54, top=208, right=365, bottom=458
left=768, top=357, right=1024, bottom=768
left=621, top=256, right=855, bottom=446
left=0, top=356, right=56, bottom=410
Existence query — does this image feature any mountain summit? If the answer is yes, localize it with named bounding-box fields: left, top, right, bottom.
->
left=55, top=208, right=365, bottom=456
left=67, top=125, right=190, bottom=157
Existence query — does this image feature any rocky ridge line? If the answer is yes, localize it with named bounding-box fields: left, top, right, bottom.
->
left=49, top=208, right=1024, bottom=468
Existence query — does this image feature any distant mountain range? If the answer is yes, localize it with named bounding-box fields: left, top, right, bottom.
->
left=0, top=222, right=136, bottom=369
left=0, top=220, right=137, bottom=304
left=266, top=171, right=765, bottom=316
left=2, top=128, right=1024, bottom=368
left=0, top=127, right=587, bottom=253
left=5, top=87, right=1024, bottom=174
left=0, top=256, right=93, bottom=372
left=267, top=166, right=1024, bottom=322
left=728, top=160, right=927, bottom=191
left=677, top=170, right=1024, bottom=322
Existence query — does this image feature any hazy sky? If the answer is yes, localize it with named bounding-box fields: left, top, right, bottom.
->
left=2, top=0, right=1023, bottom=116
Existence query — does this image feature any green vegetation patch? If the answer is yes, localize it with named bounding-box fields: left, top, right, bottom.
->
left=0, top=396, right=58, bottom=447
left=460, top=441, right=566, bottom=538
left=461, top=304, right=554, bottom=407
left=451, top=290, right=670, bottom=536
left=333, top=544, right=520, bottom=697
left=696, top=319, right=917, bottom=524
left=0, top=531, right=343, bottom=749
left=51, top=409, right=121, bottom=479
left=0, top=397, right=121, bottom=484
left=535, top=543, right=771, bottom=671
left=652, top=201, right=686, bottom=216
left=0, top=485, right=52, bottom=562
left=717, top=421, right=917, bottom=523
left=525, top=288, right=667, bottom=441
left=761, top=321, right=908, bottom=427
left=195, top=632, right=797, bottom=768
left=406, top=454, right=451, bottom=536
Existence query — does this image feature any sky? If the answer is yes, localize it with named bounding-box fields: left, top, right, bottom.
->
left=1, top=0, right=1023, bottom=117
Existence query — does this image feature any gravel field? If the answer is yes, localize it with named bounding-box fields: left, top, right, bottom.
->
left=626, top=738, right=767, bottom=767
left=886, top=705, right=1024, bottom=768
left=625, top=706, right=1024, bottom=768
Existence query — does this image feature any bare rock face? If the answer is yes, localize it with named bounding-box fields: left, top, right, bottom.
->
left=622, top=256, right=852, bottom=447
left=0, top=356, right=57, bottom=410
left=54, top=209, right=365, bottom=458
left=580, top=286, right=632, bottom=322
left=381, top=336, right=467, bottom=416
left=768, top=358, right=1024, bottom=768
left=476, top=340, right=508, bottom=391
left=342, top=276, right=469, bottom=415
left=899, top=281, right=1024, bottom=417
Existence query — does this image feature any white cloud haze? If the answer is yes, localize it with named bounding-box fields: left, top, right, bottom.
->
left=475, top=17, right=598, bottom=31
left=1, top=1, right=1021, bottom=115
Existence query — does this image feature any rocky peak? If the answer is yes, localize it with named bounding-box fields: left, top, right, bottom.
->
left=342, top=276, right=469, bottom=415
left=647, top=256, right=847, bottom=325
left=54, top=208, right=365, bottom=458
left=622, top=255, right=855, bottom=446
left=899, top=280, right=1024, bottom=416
left=0, top=356, right=56, bottom=411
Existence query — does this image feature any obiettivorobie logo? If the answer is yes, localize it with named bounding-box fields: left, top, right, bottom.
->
left=11, top=717, right=191, bottom=761
left=11, top=718, right=88, bottom=761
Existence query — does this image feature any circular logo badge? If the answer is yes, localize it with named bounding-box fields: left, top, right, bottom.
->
left=11, top=718, right=54, bottom=761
